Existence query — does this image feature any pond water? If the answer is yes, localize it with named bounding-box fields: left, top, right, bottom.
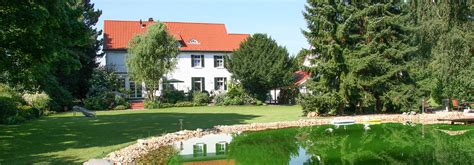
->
left=138, top=123, right=474, bottom=164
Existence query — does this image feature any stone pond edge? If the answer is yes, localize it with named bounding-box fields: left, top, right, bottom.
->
left=103, top=112, right=473, bottom=163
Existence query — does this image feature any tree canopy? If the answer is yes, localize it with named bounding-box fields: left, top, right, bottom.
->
left=0, top=0, right=102, bottom=111
left=126, top=22, right=179, bottom=101
left=410, top=0, right=474, bottom=102
left=300, top=0, right=419, bottom=115
left=227, top=33, right=293, bottom=101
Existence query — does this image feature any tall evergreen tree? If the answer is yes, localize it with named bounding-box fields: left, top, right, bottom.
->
left=227, top=33, right=293, bottom=101
left=411, top=0, right=473, bottom=102
left=301, top=0, right=419, bottom=115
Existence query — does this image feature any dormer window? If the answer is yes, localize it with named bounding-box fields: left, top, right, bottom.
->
left=188, top=39, right=200, bottom=45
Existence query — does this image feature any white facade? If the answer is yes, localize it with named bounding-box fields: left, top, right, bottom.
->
left=105, top=50, right=232, bottom=99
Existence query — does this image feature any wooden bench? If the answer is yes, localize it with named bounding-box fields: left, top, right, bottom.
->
left=437, top=118, right=474, bottom=125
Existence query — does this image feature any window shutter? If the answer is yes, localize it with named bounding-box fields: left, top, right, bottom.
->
left=214, top=78, right=218, bottom=90
left=203, top=144, right=207, bottom=156
left=224, top=78, right=227, bottom=90
left=193, top=144, right=197, bottom=157
left=214, top=56, right=217, bottom=67
left=225, top=143, right=229, bottom=154
left=191, top=77, right=195, bottom=91
left=215, top=143, right=220, bottom=155
left=201, top=55, right=205, bottom=67
left=201, top=77, right=205, bottom=92
left=191, top=55, right=195, bottom=67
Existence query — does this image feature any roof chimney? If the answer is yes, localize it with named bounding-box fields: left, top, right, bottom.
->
left=139, top=19, right=145, bottom=28
left=148, top=17, right=154, bottom=22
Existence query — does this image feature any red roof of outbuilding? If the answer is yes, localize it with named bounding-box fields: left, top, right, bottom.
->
left=104, top=20, right=249, bottom=51
left=294, top=70, right=311, bottom=86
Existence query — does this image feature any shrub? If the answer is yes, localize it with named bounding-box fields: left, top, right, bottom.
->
left=192, top=92, right=209, bottom=105
left=0, top=97, right=18, bottom=124
left=144, top=100, right=160, bottom=109
left=194, top=103, right=208, bottom=106
left=256, top=100, right=263, bottom=106
left=224, top=97, right=244, bottom=105
left=6, top=115, right=26, bottom=125
left=159, top=103, right=174, bottom=108
left=214, top=93, right=226, bottom=105
left=22, top=92, right=50, bottom=112
left=114, top=105, right=128, bottom=110
left=225, top=83, right=258, bottom=105
left=115, top=95, right=129, bottom=107
left=84, top=92, right=116, bottom=110
left=17, top=105, right=37, bottom=120
left=162, top=90, right=186, bottom=103
left=0, top=84, right=24, bottom=104
left=174, top=101, right=194, bottom=107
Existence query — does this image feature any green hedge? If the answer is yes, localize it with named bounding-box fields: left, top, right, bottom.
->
left=143, top=100, right=207, bottom=109
left=0, top=96, right=18, bottom=124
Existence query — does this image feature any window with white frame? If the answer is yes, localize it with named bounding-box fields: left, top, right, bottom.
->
left=215, top=141, right=228, bottom=155
left=192, top=77, right=205, bottom=92
left=214, top=55, right=224, bottom=68
left=193, top=143, right=207, bottom=157
left=214, top=77, right=227, bottom=91
left=129, top=81, right=142, bottom=98
left=191, top=55, right=204, bottom=67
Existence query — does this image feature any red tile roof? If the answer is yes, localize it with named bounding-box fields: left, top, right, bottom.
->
left=104, top=20, right=249, bottom=51
left=294, top=70, right=311, bottom=86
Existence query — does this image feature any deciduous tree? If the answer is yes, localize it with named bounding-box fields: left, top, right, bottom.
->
left=126, top=22, right=179, bottom=101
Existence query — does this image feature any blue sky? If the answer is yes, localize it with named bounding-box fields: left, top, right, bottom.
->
left=91, top=0, right=308, bottom=55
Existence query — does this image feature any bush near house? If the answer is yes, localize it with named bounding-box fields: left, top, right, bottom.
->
left=216, top=83, right=258, bottom=106
left=113, top=105, right=128, bottom=110
left=174, top=101, right=195, bottom=107
left=144, top=100, right=207, bottom=109
left=84, top=67, right=129, bottom=110
left=214, top=93, right=226, bottom=105
left=84, top=92, right=129, bottom=110
left=192, top=92, right=210, bottom=105
left=144, top=100, right=161, bottom=109
left=161, top=89, right=187, bottom=104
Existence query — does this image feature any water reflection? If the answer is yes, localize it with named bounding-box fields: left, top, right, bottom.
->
left=154, top=124, right=474, bottom=164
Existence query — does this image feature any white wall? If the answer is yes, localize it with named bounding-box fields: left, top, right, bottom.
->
left=105, top=50, right=232, bottom=97
left=105, top=50, right=127, bottom=73
left=173, top=133, right=232, bottom=156
left=167, top=52, right=231, bottom=93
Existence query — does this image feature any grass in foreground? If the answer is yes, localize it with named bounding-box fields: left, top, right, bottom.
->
left=0, top=105, right=303, bottom=164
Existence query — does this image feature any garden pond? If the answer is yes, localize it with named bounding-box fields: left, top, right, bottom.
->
left=136, top=123, right=474, bottom=164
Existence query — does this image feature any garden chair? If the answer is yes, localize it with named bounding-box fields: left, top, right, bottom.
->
left=452, top=99, right=462, bottom=111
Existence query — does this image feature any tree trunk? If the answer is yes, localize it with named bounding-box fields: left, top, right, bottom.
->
left=338, top=103, right=345, bottom=115
left=375, top=95, right=381, bottom=113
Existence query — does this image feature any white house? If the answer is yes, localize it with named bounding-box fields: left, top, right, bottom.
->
left=103, top=19, right=249, bottom=99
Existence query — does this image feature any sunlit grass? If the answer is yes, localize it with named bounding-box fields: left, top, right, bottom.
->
left=0, top=105, right=303, bottom=164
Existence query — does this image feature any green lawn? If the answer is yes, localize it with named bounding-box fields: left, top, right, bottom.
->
left=0, top=105, right=303, bottom=164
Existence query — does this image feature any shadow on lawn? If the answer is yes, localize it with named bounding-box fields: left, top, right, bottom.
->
left=0, top=112, right=260, bottom=164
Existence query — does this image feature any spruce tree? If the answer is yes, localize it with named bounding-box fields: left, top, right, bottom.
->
left=301, top=0, right=419, bottom=115
left=411, top=0, right=473, bottom=102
